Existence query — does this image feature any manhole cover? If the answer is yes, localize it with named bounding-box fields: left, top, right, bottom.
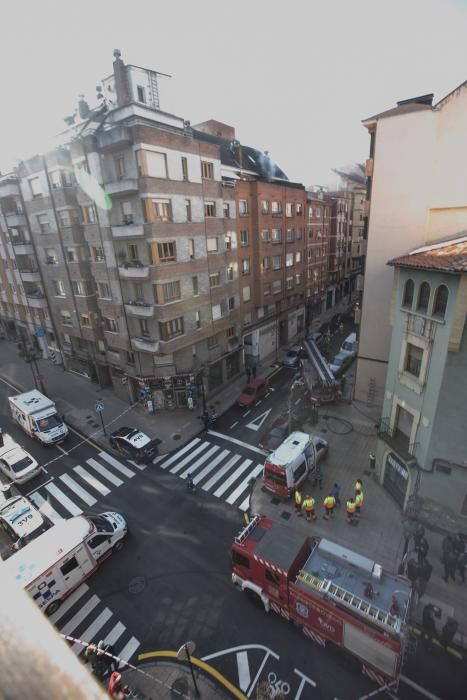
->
left=128, top=576, right=146, bottom=595
left=281, top=511, right=291, bottom=520
left=271, top=497, right=280, bottom=506
left=172, top=434, right=181, bottom=441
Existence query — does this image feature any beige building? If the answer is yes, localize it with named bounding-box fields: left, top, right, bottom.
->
left=355, top=84, right=467, bottom=406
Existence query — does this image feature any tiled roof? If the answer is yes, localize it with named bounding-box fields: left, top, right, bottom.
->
left=362, top=101, right=432, bottom=123
left=388, top=236, right=467, bottom=273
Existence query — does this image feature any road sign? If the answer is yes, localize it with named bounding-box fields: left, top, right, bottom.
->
left=95, top=400, right=105, bottom=413
left=177, top=641, right=196, bottom=661
left=35, top=326, right=45, bottom=338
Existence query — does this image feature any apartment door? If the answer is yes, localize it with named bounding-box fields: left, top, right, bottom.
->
left=383, top=452, right=409, bottom=508
left=394, top=405, right=413, bottom=453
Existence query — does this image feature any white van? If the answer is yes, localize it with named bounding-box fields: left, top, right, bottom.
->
left=8, top=390, right=68, bottom=446
left=263, top=431, right=315, bottom=498
left=339, top=332, right=357, bottom=358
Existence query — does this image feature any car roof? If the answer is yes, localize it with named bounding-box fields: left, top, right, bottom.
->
left=0, top=496, right=45, bottom=537
left=245, top=378, right=267, bottom=389
left=111, top=426, right=135, bottom=438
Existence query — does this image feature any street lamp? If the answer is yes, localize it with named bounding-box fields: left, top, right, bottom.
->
left=17, top=341, right=47, bottom=396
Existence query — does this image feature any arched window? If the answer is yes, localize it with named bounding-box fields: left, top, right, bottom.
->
left=402, top=279, right=414, bottom=308
left=416, top=282, right=431, bottom=314
left=433, top=284, right=448, bottom=318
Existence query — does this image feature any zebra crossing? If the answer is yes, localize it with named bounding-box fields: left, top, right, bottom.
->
left=157, top=437, right=266, bottom=511
left=51, top=582, right=140, bottom=666
left=29, top=450, right=143, bottom=522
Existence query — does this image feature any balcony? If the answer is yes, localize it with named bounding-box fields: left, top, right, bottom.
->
left=0, top=181, right=20, bottom=198
left=105, top=178, right=138, bottom=197
left=19, top=268, right=41, bottom=282
left=125, top=302, right=155, bottom=318
left=26, top=293, right=48, bottom=309
left=111, top=223, right=144, bottom=238
left=131, top=336, right=159, bottom=353
left=97, top=125, right=133, bottom=150
left=11, top=242, right=33, bottom=255
left=118, top=262, right=150, bottom=279
left=378, top=418, right=418, bottom=464
left=5, top=212, right=26, bottom=227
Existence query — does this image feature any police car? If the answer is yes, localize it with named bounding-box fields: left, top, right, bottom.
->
left=0, top=432, right=42, bottom=484
left=0, top=495, right=53, bottom=558
left=109, top=426, right=161, bottom=464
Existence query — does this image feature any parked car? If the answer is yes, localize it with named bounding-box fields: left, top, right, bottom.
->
left=237, top=378, right=270, bottom=408
left=329, top=352, right=354, bottom=377
left=0, top=495, right=53, bottom=557
left=283, top=343, right=304, bottom=368
left=109, top=427, right=161, bottom=464
left=0, top=433, right=42, bottom=484
left=259, top=415, right=289, bottom=451
left=339, top=332, right=358, bottom=358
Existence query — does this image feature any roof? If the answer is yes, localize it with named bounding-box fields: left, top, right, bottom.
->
left=0, top=496, right=46, bottom=540
left=388, top=235, right=467, bottom=273
left=268, top=431, right=311, bottom=467
left=9, top=390, right=53, bottom=413
left=363, top=101, right=432, bottom=124
left=254, top=521, right=307, bottom=572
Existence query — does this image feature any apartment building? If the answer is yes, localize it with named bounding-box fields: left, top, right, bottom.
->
left=326, top=191, right=353, bottom=308
left=355, top=83, right=467, bottom=407
left=334, top=166, right=367, bottom=282
left=305, top=192, right=330, bottom=324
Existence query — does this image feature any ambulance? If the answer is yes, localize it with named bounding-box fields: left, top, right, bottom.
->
left=8, top=390, right=69, bottom=446
left=262, top=431, right=316, bottom=498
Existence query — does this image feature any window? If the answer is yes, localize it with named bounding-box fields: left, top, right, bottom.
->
left=45, top=249, right=57, bottom=264
left=60, top=557, right=79, bottom=576
left=244, top=312, right=252, bottom=325
left=181, top=157, right=189, bottom=181
left=159, top=317, right=184, bottom=340
left=37, top=214, right=50, bottom=233
left=239, top=199, right=248, bottom=216
left=308, top=206, right=313, bottom=219
left=72, top=280, right=92, bottom=296
left=80, top=313, right=92, bottom=327
left=139, top=319, right=150, bottom=337
left=115, top=155, right=126, bottom=179
left=209, top=272, right=221, bottom=288
left=195, top=310, right=201, bottom=329
left=417, top=282, right=431, bottom=314
left=133, top=282, right=144, bottom=300
left=263, top=256, right=271, bottom=270
left=204, top=201, right=216, bottom=217
left=189, top=238, right=195, bottom=258
left=272, top=280, right=282, bottom=294
left=286, top=253, right=294, bottom=268
left=324, top=207, right=328, bottom=218
left=271, top=228, right=281, bottom=243
left=192, top=276, right=199, bottom=296
left=66, top=248, right=78, bottom=262
left=261, top=200, right=269, bottom=214
left=402, top=279, right=414, bottom=308
left=60, top=310, right=72, bottom=325
left=53, top=280, right=66, bottom=297
left=296, top=203, right=303, bottom=216
left=156, top=241, right=176, bottom=262
left=152, top=199, right=171, bottom=221
left=433, top=284, right=448, bottom=318
left=316, top=207, right=321, bottom=218
left=211, top=303, right=223, bottom=321
left=295, top=251, right=302, bottom=263
left=272, top=255, right=282, bottom=270
left=237, top=230, right=248, bottom=247
left=226, top=266, right=234, bottom=281
left=405, top=343, right=423, bottom=378
left=29, top=177, right=42, bottom=198
left=90, top=246, right=104, bottom=263
left=261, top=229, right=270, bottom=242
left=286, top=277, right=294, bottom=290
left=295, top=273, right=302, bottom=285
left=57, top=210, right=72, bottom=227
left=145, top=152, right=167, bottom=178
left=286, top=203, right=294, bottom=217
left=263, top=283, right=271, bottom=296
left=127, top=351, right=135, bottom=365
left=243, top=286, right=251, bottom=302
left=128, top=243, right=138, bottom=261
left=96, top=282, right=111, bottom=299
left=266, top=569, right=280, bottom=585
left=223, top=202, right=231, bottom=219
left=226, top=326, right=235, bottom=338
left=225, top=232, right=237, bottom=249
left=103, top=317, right=118, bottom=333
left=82, top=204, right=96, bottom=224
left=286, top=229, right=295, bottom=242
left=121, top=201, right=133, bottom=225
left=228, top=296, right=235, bottom=309
left=296, top=227, right=302, bottom=240
left=207, top=333, right=219, bottom=350
left=271, top=201, right=282, bottom=216
left=206, top=237, right=218, bottom=253
left=201, top=161, right=214, bottom=179
left=162, top=281, right=181, bottom=302
left=242, top=259, right=250, bottom=275
left=136, top=85, right=146, bottom=103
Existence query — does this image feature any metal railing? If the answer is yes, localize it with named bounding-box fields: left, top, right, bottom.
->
left=378, top=418, right=418, bottom=461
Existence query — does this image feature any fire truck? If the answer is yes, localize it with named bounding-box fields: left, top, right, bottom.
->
left=231, top=516, right=413, bottom=688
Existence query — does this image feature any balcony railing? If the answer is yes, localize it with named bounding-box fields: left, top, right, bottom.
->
left=131, top=336, right=159, bottom=353
left=105, top=178, right=138, bottom=196
left=118, top=261, right=150, bottom=279
left=378, top=418, right=419, bottom=463
left=124, top=301, right=155, bottom=318
left=111, top=223, right=144, bottom=238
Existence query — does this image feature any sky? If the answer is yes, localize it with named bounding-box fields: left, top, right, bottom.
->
left=1, top=0, right=467, bottom=188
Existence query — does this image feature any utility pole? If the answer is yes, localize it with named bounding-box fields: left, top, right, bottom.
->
left=17, top=341, right=47, bottom=395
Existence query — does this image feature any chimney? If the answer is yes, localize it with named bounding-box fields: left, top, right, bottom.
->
left=113, top=49, right=132, bottom=107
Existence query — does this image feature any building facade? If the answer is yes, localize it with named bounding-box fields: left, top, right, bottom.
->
left=375, top=236, right=467, bottom=519
left=305, top=192, right=330, bottom=325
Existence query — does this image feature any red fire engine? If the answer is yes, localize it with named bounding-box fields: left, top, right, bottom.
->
left=231, top=516, right=413, bottom=688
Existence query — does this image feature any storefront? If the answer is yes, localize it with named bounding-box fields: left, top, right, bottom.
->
left=383, top=451, right=410, bottom=508
left=134, top=373, right=202, bottom=411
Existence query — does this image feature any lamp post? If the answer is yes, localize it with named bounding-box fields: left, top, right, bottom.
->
left=17, top=341, right=47, bottom=396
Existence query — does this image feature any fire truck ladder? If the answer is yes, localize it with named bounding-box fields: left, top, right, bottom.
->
left=297, top=571, right=401, bottom=633
left=235, top=515, right=260, bottom=544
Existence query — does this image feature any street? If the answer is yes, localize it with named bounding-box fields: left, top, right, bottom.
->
left=1, top=371, right=465, bottom=700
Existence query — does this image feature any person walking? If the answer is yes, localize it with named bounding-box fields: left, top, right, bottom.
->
left=202, top=410, right=209, bottom=431
left=453, top=533, right=465, bottom=557
left=355, top=489, right=364, bottom=518
left=441, top=534, right=454, bottom=561
left=442, top=549, right=457, bottom=583
left=346, top=497, right=356, bottom=525
left=187, top=395, right=194, bottom=411
left=441, top=618, right=458, bottom=648
left=294, top=489, right=303, bottom=516
left=415, top=536, right=429, bottom=564
left=455, top=550, right=467, bottom=584
left=323, top=493, right=336, bottom=520
left=330, top=482, right=341, bottom=505
left=313, top=465, right=324, bottom=490
left=302, top=495, right=317, bottom=522
left=96, top=640, right=117, bottom=674
left=422, top=604, right=437, bottom=647
left=354, top=479, right=363, bottom=495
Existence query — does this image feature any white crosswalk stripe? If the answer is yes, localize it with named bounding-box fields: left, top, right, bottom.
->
left=30, top=492, right=63, bottom=523
left=61, top=595, right=100, bottom=636
left=169, top=441, right=212, bottom=475
left=213, top=458, right=252, bottom=498
left=159, top=438, right=201, bottom=469
left=117, top=636, right=140, bottom=668
left=45, top=483, right=82, bottom=516
left=193, top=449, right=230, bottom=484
left=59, top=474, right=97, bottom=507
left=98, top=452, right=135, bottom=478
left=178, top=445, right=220, bottom=479
left=86, top=458, right=124, bottom=486
left=226, top=464, right=263, bottom=505
left=74, top=465, right=110, bottom=496
left=49, top=584, right=90, bottom=624
left=202, top=454, right=242, bottom=491
left=71, top=608, right=112, bottom=654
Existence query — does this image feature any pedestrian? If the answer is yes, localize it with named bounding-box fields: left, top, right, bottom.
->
left=202, top=410, right=209, bottom=431
left=246, top=366, right=252, bottom=382
left=302, top=495, right=317, bottom=521
left=252, top=365, right=257, bottom=379
left=415, top=536, right=429, bottom=564
left=97, top=640, right=117, bottom=674
left=338, top=322, right=344, bottom=334
left=418, top=557, right=433, bottom=586
left=441, top=534, right=454, bottom=561
left=442, top=549, right=457, bottom=583
left=422, top=604, right=437, bottom=646
left=406, top=558, right=420, bottom=586
left=323, top=493, right=336, bottom=520
left=330, top=482, right=341, bottom=505
left=186, top=473, right=196, bottom=493
left=85, top=644, right=106, bottom=678
left=354, top=478, right=363, bottom=494
left=355, top=489, right=364, bottom=518
left=453, top=533, right=465, bottom=557
left=108, top=672, right=127, bottom=700
left=346, top=497, right=356, bottom=525
left=313, top=466, right=324, bottom=490
left=455, top=551, right=467, bottom=584
left=187, top=395, right=194, bottom=411
left=441, top=618, right=458, bottom=648
left=413, top=523, right=425, bottom=548
left=294, top=489, right=303, bottom=516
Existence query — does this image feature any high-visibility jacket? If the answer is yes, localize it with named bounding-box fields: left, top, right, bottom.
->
left=324, top=496, right=336, bottom=510
left=295, top=490, right=302, bottom=505
left=355, top=492, right=364, bottom=508
left=346, top=500, right=356, bottom=514
left=354, top=480, right=363, bottom=492
left=303, top=498, right=316, bottom=511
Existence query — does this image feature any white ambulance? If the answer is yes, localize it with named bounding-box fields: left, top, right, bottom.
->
left=2, top=511, right=127, bottom=615
left=263, top=431, right=321, bottom=498
left=8, top=390, right=69, bottom=446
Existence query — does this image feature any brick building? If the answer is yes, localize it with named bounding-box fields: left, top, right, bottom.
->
left=305, top=191, right=330, bottom=325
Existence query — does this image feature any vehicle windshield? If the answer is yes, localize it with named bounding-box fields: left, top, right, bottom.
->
left=342, top=342, right=353, bottom=351
left=89, top=515, right=113, bottom=533
left=10, top=456, right=34, bottom=474
left=333, top=356, right=345, bottom=366
left=271, top=427, right=287, bottom=438
left=242, top=387, right=256, bottom=395
left=34, top=413, right=63, bottom=432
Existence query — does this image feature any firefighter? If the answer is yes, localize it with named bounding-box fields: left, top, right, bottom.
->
left=302, top=495, right=317, bottom=521
left=346, top=497, right=356, bottom=525
left=323, top=493, right=336, bottom=520
left=355, top=489, right=364, bottom=518
left=294, top=489, right=303, bottom=516
left=354, top=478, right=363, bottom=495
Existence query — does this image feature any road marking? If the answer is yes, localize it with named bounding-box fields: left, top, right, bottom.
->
left=202, top=454, right=242, bottom=491
left=45, top=483, right=82, bottom=516
left=207, top=431, right=269, bottom=456
left=68, top=425, right=101, bottom=451
left=128, top=459, right=147, bottom=471
left=295, top=398, right=302, bottom=405
left=104, top=621, right=126, bottom=647
left=54, top=444, right=68, bottom=456
left=99, top=452, right=135, bottom=478
left=245, top=408, right=272, bottom=432
left=226, top=464, right=263, bottom=505
left=86, top=458, right=123, bottom=487
left=256, top=401, right=263, bottom=406
left=179, top=445, right=220, bottom=479
left=59, top=474, right=97, bottom=507
left=293, top=668, right=317, bottom=698
left=243, top=411, right=251, bottom=417
left=152, top=454, right=167, bottom=464
left=74, top=465, right=111, bottom=496
left=239, top=496, right=250, bottom=512
left=399, top=675, right=443, bottom=700
left=202, top=644, right=280, bottom=661
left=230, top=422, right=239, bottom=429
left=29, top=491, right=63, bottom=523
left=61, top=594, right=100, bottom=635
left=192, top=449, right=230, bottom=484
left=117, top=636, right=140, bottom=667
left=49, top=584, right=90, bottom=624
left=159, top=438, right=201, bottom=470
left=72, top=607, right=112, bottom=655
left=213, top=458, right=252, bottom=498
left=169, top=441, right=212, bottom=475
left=236, top=651, right=251, bottom=692
left=25, top=475, right=54, bottom=497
